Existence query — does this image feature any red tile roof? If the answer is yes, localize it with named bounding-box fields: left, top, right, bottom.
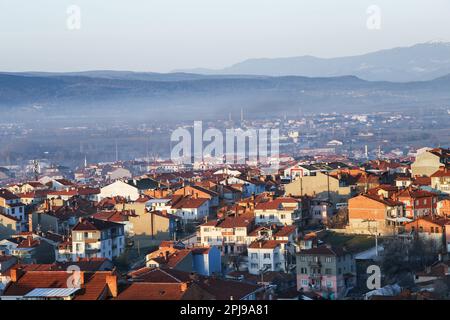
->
left=255, top=197, right=299, bottom=211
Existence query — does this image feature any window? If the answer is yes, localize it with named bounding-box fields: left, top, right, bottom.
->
left=300, top=256, right=306, bottom=261
left=301, top=279, right=309, bottom=287
left=250, top=263, right=258, bottom=269
left=338, top=268, right=342, bottom=275
left=280, top=214, right=286, bottom=219
left=263, top=253, right=271, bottom=259
left=251, top=253, right=258, bottom=259
left=269, top=215, right=274, bottom=220
left=300, top=268, right=307, bottom=274
left=326, top=281, right=333, bottom=288
left=325, top=257, right=332, bottom=263
left=74, top=232, right=83, bottom=241
left=259, top=214, right=264, bottom=219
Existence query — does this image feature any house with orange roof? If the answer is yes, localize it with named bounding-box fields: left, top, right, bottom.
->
left=71, top=217, right=125, bottom=261
left=394, top=187, right=438, bottom=219
left=403, top=216, right=450, bottom=252
left=254, top=197, right=302, bottom=226
left=431, top=166, right=450, bottom=194
left=347, top=193, right=407, bottom=235
left=0, top=189, right=27, bottom=232
left=247, top=240, right=288, bottom=275
left=198, top=215, right=255, bottom=255
left=168, top=195, right=210, bottom=222
left=0, top=268, right=118, bottom=300
left=411, top=148, right=450, bottom=177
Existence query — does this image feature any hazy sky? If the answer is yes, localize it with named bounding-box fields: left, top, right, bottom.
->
left=1, top=0, right=450, bottom=72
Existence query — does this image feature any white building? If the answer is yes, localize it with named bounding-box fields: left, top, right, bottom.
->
left=71, top=217, right=125, bottom=261
left=99, top=180, right=140, bottom=201
left=247, top=240, right=285, bottom=275
left=254, top=197, right=302, bottom=226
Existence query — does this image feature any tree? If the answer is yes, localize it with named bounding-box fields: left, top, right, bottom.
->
left=381, top=237, right=440, bottom=287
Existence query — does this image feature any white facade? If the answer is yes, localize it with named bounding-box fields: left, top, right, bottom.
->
left=247, top=245, right=285, bottom=275
left=99, top=180, right=140, bottom=201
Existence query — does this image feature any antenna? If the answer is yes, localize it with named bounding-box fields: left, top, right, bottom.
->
left=84, top=155, right=87, bottom=168
left=240, top=108, right=244, bottom=122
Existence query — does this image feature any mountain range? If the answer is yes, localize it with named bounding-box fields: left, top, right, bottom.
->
left=175, top=41, right=450, bottom=82
left=1, top=42, right=450, bottom=120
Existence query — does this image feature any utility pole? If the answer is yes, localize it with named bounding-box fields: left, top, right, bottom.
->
left=363, top=219, right=378, bottom=256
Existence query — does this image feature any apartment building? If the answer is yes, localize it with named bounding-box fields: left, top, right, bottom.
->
left=198, top=215, right=255, bottom=254
left=431, top=167, right=450, bottom=194
left=0, top=189, right=27, bottom=232
left=254, top=197, right=302, bottom=226
left=247, top=240, right=285, bottom=275
left=347, top=193, right=406, bottom=235
left=296, top=245, right=355, bottom=300
left=71, top=217, right=125, bottom=261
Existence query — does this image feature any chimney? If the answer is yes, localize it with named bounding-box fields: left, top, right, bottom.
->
left=78, top=271, right=85, bottom=285
left=106, top=274, right=118, bottom=298
left=180, top=282, right=188, bottom=292
left=10, top=268, right=24, bottom=282
left=165, top=250, right=170, bottom=262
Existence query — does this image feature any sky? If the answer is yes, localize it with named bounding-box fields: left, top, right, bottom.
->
left=1, top=0, right=450, bottom=72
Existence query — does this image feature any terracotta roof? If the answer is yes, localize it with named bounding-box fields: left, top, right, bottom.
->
left=149, top=249, right=192, bottom=268
left=299, top=245, right=347, bottom=256
left=171, top=196, right=209, bottom=209
left=361, top=194, right=404, bottom=207
left=128, top=267, right=192, bottom=283
left=116, top=282, right=187, bottom=300
left=396, top=187, right=437, bottom=199
left=255, top=197, right=299, bottom=211
left=0, top=188, right=19, bottom=200
left=72, top=217, right=123, bottom=231
left=248, top=240, right=282, bottom=249
left=274, top=225, right=297, bottom=237
left=201, top=215, right=254, bottom=229
left=431, top=167, right=450, bottom=178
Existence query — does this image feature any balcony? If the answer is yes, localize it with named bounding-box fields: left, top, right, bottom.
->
left=308, top=261, right=322, bottom=268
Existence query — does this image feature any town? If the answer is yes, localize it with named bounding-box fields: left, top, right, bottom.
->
left=0, top=139, right=449, bottom=300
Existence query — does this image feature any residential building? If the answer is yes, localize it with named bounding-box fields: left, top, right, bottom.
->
left=296, top=245, right=356, bottom=300
left=347, top=194, right=407, bottom=235
left=254, top=197, right=302, bottom=226
left=71, top=217, right=125, bottom=261
left=198, top=215, right=255, bottom=254
left=431, top=167, right=450, bottom=194
left=411, top=148, right=450, bottom=177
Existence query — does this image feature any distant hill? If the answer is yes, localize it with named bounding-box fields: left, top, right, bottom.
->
left=0, top=71, right=449, bottom=120
left=175, top=42, right=450, bottom=82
